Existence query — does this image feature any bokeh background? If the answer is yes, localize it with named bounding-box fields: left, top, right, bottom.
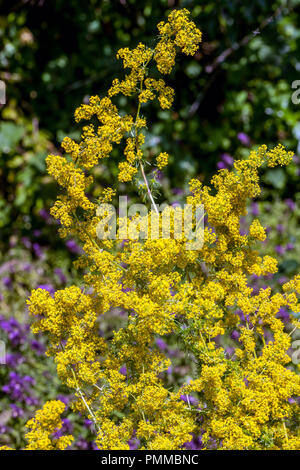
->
left=0, top=0, right=300, bottom=449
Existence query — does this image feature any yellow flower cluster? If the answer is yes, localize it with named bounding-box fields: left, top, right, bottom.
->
left=155, top=8, right=202, bottom=73
left=22, top=9, right=300, bottom=451
left=25, top=401, right=73, bottom=450
left=156, top=152, right=169, bottom=169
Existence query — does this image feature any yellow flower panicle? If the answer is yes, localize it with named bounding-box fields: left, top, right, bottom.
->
left=156, top=152, right=169, bottom=169
left=24, top=9, right=300, bottom=451
left=24, top=400, right=73, bottom=450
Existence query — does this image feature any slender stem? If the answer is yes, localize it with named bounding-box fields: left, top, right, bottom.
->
left=59, top=342, right=100, bottom=432
left=139, top=161, right=159, bottom=215
left=133, top=52, right=160, bottom=216
left=70, top=368, right=100, bottom=432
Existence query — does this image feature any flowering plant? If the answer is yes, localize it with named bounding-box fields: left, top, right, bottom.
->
left=2, top=9, right=299, bottom=451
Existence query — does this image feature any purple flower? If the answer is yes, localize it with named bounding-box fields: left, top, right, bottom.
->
left=236, top=309, right=245, bottom=322
left=75, top=438, right=89, bottom=450
left=33, top=242, right=44, bottom=258
left=286, top=243, right=294, bottom=251
left=237, top=132, right=251, bottom=146
left=277, top=308, right=290, bottom=323
left=153, top=169, right=163, bottom=182
left=172, top=188, right=184, bottom=196
left=21, top=237, right=31, bottom=250
left=251, top=202, right=259, bottom=217
left=222, top=153, right=234, bottom=167
left=288, top=397, right=300, bottom=404
left=285, top=199, right=296, bottom=211
left=184, top=434, right=204, bottom=450
left=278, top=276, right=288, bottom=285
left=128, top=437, right=140, bottom=450
left=5, top=353, right=24, bottom=368
left=231, top=330, right=240, bottom=341
left=76, top=438, right=97, bottom=450
left=2, top=372, right=36, bottom=403
left=10, top=404, right=24, bottom=418
left=39, top=209, right=51, bottom=223
left=217, top=161, right=227, bottom=170
left=276, top=224, right=284, bottom=234
left=0, top=317, right=26, bottom=346
left=243, top=377, right=250, bottom=387
left=217, top=153, right=233, bottom=170
left=53, top=418, right=73, bottom=438
left=180, top=394, right=199, bottom=406
left=0, top=425, right=9, bottom=435
left=36, top=284, right=55, bottom=295
left=30, top=339, right=46, bottom=355
left=24, top=396, right=39, bottom=406
left=226, top=346, right=235, bottom=357
left=156, top=338, right=168, bottom=351
left=54, top=268, right=67, bottom=284
left=83, top=419, right=93, bottom=429
left=66, top=239, right=82, bottom=254
left=275, top=245, right=286, bottom=256
left=2, top=276, right=12, bottom=288
left=57, top=394, right=71, bottom=406
left=23, top=263, right=32, bottom=273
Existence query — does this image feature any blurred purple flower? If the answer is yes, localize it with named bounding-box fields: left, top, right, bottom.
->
left=0, top=317, right=26, bottom=346
left=10, top=404, right=24, bottom=418
left=275, top=245, right=286, bottom=256
left=0, top=425, right=9, bottom=435
left=277, top=307, right=290, bottom=323
left=172, top=188, right=184, bottom=196
left=21, top=237, right=31, bottom=250
left=39, top=209, right=51, bottom=223
left=36, top=284, right=55, bottom=295
left=53, top=418, right=73, bottom=438
left=83, top=419, right=93, bottom=429
left=276, top=224, right=284, bottom=234
left=66, top=239, right=82, bottom=254
left=30, top=339, right=46, bottom=355
left=156, top=338, right=168, bottom=351
left=286, top=243, right=294, bottom=251
left=2, top=372, right=36, bottom=403
left=231, top=330, right=240, bottom=341
left=54, top=268, right=67, bottom=284
left=180, top=394, right=199, bottom=406
left=5, top=353, right=24, bottom=368
left=237, top=132, right=251, bottom=146
left=285, top=199, right=296, bottom=211
left=217, top=153, right=234, bottom=170
left=57, top=394, right=71, bottom=406
left=33, top=242, right=44, bottom=258
left=2, top=276, right=12, bottom=288
left=251, top=202, right=259, bottom=217
left=184, top=434, right=204, bottom=450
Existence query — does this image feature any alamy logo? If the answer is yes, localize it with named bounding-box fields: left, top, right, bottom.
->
left=96, top=197, right=204, bottom=250
left=0, top=80, right=6, bottom=105
left=291, top=80, right=300, bottom=105
left=291, top=339, right=300, bottom=365
left=0, top=340, right=6, bottom=364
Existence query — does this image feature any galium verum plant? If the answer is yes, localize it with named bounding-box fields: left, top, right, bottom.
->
left=3, top=8, right=300, bottom=450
